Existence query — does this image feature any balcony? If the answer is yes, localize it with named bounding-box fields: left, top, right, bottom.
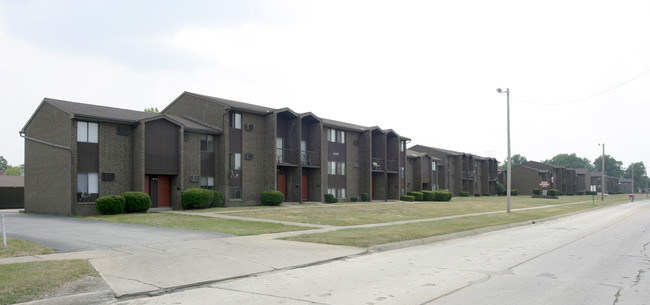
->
left=301, top=150, right=321, bottom=167
left=276, top=148, right=299, bottom=166
left=372, top=158, right=384, bottom=171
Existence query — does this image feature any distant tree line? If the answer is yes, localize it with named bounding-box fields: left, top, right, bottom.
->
left=500, top=153, right=648, bottom=192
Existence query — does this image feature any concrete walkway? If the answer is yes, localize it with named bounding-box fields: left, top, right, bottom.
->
left=0, top=199, right=624, bottom=304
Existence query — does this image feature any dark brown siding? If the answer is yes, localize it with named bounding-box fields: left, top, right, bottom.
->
left=77, top=142, right=99, bottom=172
left=145, top=119, right=179, bottom=175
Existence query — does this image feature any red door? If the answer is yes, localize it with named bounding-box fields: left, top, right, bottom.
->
left=147, top=175, right=171, bottom=207
left=278, top=174, right=287, bottom=200
left=301, top=175, right=309, bottom=201
left=157, top=175, right=171, bottom=207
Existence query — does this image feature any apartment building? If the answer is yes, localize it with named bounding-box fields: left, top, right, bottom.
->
left=408, top=145, right=498, bottom=196
left=21, top=92, right=408, bottom=215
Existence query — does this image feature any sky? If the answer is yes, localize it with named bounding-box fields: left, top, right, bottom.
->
left=1, top=0, right=649, bottom=174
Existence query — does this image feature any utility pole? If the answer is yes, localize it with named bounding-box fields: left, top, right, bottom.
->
left=599, top=143, right=605, bottom=201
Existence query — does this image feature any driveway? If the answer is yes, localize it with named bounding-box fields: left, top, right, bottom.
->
left=1, top=210, right=234, bottom=252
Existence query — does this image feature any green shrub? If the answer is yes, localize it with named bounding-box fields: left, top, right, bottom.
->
left=360, top=193, right=370, bottom=202
left=433, top=190, right=453, bottom=201
left=532, top=189, right=542, bottom=195
left=407, top=191, right=423, bottom=201
left=577, top=191, right=584, bottom=195
left=547, top=189, right=559, bottom=196
left=182, top=188, right=214, bottom=209
left=482, top=193, right=491, bottom=197
left=585, top=191, right=597, bottom=196
left=474, top=193, right=481, bottom=197
left=511, top=189, right=518, bottom=196
left=567, top=193, right=574, bottom=196
left=351, top=197, right=358, bottom=202
left=497, top=182, right=505, bottom=196
left=400, top=195, right=415, bottom=202
left=96, top=195, right=126, bottom=215
left=422, top=191, right=436, bottom=201
left=210, top=191, right=225, bottom=207
left=260, top=191, right=284, bottom=206
left=122, top=192, right=151, bottom=213
left=459, top=192, right=469, bottom=197
left=324, top=193, right=338, bottom=203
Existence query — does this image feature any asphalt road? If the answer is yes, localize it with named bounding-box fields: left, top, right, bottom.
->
left=115, top=199, right=650, bottom=305
left=1, top=211, right=234, bottom=252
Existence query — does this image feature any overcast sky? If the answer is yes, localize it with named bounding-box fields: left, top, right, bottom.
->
left=1, top=0, right=649, bottom=174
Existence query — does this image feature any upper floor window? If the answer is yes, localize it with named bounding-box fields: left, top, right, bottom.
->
left=401, top=140, right=406, bottom=152
left=432, top=161, right=437, bottom=171
left=77, top=121, right=98, bottom=143
left=200, top=176, right=214, bottom=190
left=327, top=128, right=345, bottom=143
left=200, top=135, right=214, bottom=152
left=230, top=153, right=242, bottom=171
left=231, top=112, right=242, bottom=129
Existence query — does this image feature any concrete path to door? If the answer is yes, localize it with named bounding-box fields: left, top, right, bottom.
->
left=1, top=211, right=235, bottom=253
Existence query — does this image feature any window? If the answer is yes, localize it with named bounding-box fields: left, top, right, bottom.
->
left=77, top=172, right=98, bottom=194
left=327, top=128, right=345, bottom=143
left=400, top=166, right=405, bottom=179
left=200, top=176, right=214, bottom=190
left=200, top=135, right=214, bottom=152
left=328, top=161, right=345, bottom=175
left=230, top=153, right=242, bottom=171
left=432, top=161, right=437, bottom=171
left=328, top=188, right=346, bottom=199
left=276, top=138, right=284, bottom=163
left=401, top=140, right=405, bottom=152
left=231, top=112, right=242, bottom=129
left=77, top=121, right=98, bottom=143
left=230, top=187, right=242, bottom=199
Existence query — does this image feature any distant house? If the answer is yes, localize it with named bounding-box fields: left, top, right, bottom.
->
left=619, top=178, right=633, bottom=193
left=0, top=176, right=24, bottom=209
left=573, top=168, right=592, bottom=194
left=510, top=165, right=553, bottom=195
left=408, top=145, right=498, bottom=196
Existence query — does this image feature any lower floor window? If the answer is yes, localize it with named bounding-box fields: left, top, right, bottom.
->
left=230, top=187, right=242, bottom=199
left=200, top=176, right=214, bottom=190
left=77, top=172, right=98, bottom=194
left=327, top=188, right=346, bottom=199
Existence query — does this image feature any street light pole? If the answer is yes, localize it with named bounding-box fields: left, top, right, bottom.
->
left=599, top=143, right=605, bottom=201
left=497, top=88, right=511, bottom=213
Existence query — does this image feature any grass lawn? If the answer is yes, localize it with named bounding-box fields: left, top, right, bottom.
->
left=0, top=238, right=54, bottom=258
left=192, top=195, right=624, bottom=226
left=86, top=213, right=316, bottom=235
left=282, top=198, right=628, bottom=247
left=0, top=260, right=97, bottom=305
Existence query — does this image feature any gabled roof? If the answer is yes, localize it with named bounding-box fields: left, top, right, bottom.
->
left=409, top=144, right=492, bottom=160
left=513, top=165, right=552, bottom=173
left=178, top=92, right=275, bottom=115
left=321, top=118, right=367, bottom=132
left=22, top=98, right=221, bottom=134
left=407, top=149, right=441, bottom=161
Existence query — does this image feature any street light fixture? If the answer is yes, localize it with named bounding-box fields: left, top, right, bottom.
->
left=497, top=88, right=511, bottom=213
left=599, top=143, right=605, bottom=201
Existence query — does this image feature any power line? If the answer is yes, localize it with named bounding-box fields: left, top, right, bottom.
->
left=513, top=68, right=650, bottom=106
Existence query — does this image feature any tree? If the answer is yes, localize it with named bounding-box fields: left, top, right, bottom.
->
left=144, top=107, right=160, bottom=113
left=4, top=164, right=23, bottom=176
left=542, top=153, right=594, bottom=170
left=500, top=154, right=527, bottom=170
left=624, top=162, right=647, bottom=192
left=0, top=156, right=7, bottom=172
left=593, top=154, right=624, bottom=178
